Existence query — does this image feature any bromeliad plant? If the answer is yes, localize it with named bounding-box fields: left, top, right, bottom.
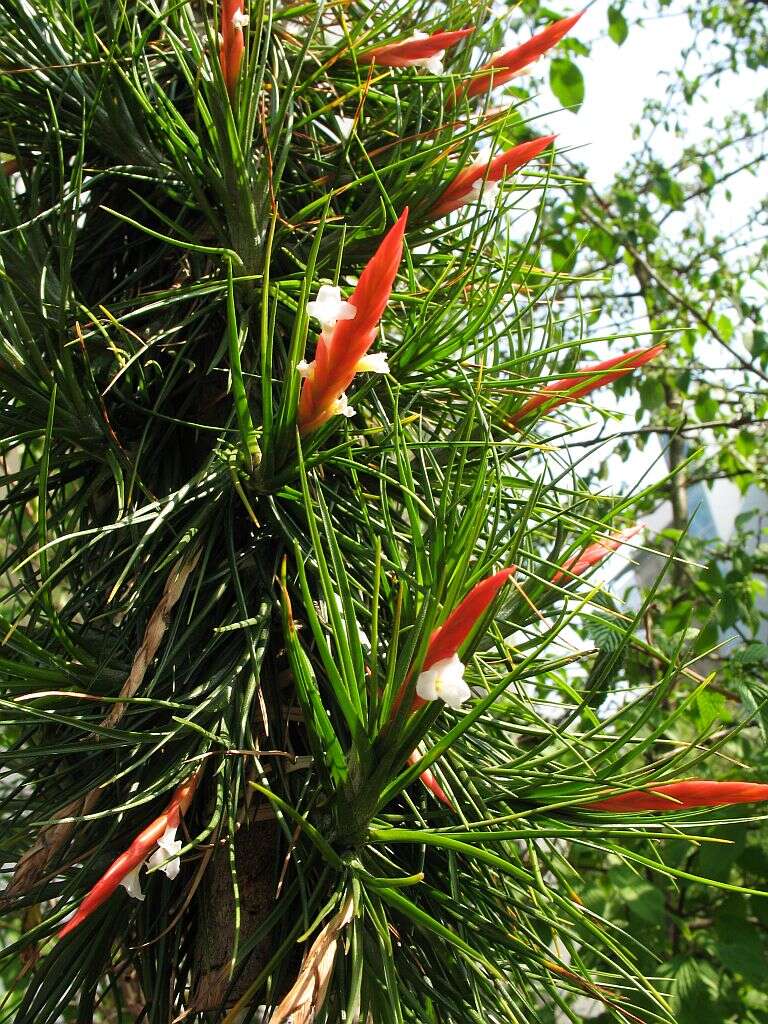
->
left=1, top=2, right=766, bottom=1023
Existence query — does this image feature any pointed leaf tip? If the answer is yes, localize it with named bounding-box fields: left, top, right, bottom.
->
left=582, top=780, right=768, bottom=813
left=424, top=567, right=515, bottom=669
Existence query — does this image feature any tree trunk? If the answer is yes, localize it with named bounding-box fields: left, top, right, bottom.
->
left=192, top=816, right=278, bottom=1014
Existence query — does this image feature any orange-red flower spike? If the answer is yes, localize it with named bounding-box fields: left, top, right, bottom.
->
left=424, top=568, right=516, bottom=670
left=429, top=136, right=555, bottom=218
left=582, top=780, right=768, bottom=813
left=458, top=11, right=584, bottom=102
left=552, top=525, right=644, bottom=584
left=390, top=567, right=515, bottom=718
left=58, top=771, right=201, bottom=939
left=220, top=0, right=247, bottom=98
left=393, top=570, right=515, bottom=801
left=507, top=344, right=665, bottom=427
left=298, top=209, right=408, bottom=434
left=360, top=28, right=474, bottom=71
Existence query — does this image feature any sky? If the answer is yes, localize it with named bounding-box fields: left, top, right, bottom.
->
left=546, top=1, right=768, bottom=194
left=545, top=2, right=693, bottom=185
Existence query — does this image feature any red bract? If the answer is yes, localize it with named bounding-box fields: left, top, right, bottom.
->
left=507, top=344, right=665, bottom=427
left=423, top=567, right=516, bottom=670
left=298, top=209, right=408, bottom=434
left=459, top=11, right=584, bottom=101
left=220, top=0, right=247, bottom=98
left=403, top=569, right=518, bottom=798
left=360, top=28, right=473, bottom=67
left=400, top=569, right=515, bottom=803
left=391, top=567, right=515, bottom=717
left=58, top=771, right=201, bottom=939
left=407, top=750, right=454, bottom=810
left=429, top=136, right=555, bottom=218
left=552, top=525, right=643, bottom=584
left=582, top=781, right=768, bottom=813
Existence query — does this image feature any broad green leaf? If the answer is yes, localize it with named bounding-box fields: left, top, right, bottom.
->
left=549, top=58, right=585, bottom=113
left=671, top=958, right=719, bottom=1024
left=694, top=686, right=726, bottom=730
left=608, top=6, right=629, bottom=45
left=715, top=916, right=767, bottom=984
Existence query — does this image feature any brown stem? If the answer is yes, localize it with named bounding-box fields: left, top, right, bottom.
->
left=664, top=385, right=689, bottom=590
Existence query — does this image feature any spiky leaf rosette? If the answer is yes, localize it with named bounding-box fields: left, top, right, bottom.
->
left=0, top=3, right=761, bottom=1024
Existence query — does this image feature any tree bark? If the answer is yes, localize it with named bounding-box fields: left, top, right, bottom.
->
left=191, top=815, right=278, bottom=1014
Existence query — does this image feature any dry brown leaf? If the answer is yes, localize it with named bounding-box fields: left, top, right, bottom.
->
left=270, top=895, right=354, bottom=1024
left=101, top=545, right=201, bottom=730
left=1, top=546, right=201, bottom=905
left=1, top=786, right=103, bottom=905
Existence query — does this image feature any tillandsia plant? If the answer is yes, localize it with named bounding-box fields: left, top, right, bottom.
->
left=1, top=1, right=767, bottom=1023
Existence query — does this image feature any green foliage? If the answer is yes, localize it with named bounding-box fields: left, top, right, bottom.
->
left=523, top=2, right=768, bottom=1019
left=579, top=797, right=768, bottom=1024
left=607, top=6, right=629, bottom=46
left=549, top=57, right=585, bottom=113
left=1, top=1, right=767, bottom=1023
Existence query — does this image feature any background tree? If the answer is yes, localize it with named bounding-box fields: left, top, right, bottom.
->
left=512, top=2, right=768, bottom=1020
left=520, top=0, right=768, bottom=655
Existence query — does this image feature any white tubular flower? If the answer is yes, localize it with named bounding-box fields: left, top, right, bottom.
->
left=421, top=53, right=444, bottom=74
left=232, top=9, right=249, bottom=28
left=336, top=115, right=356, bottom=140
left=147, top=825, right=182, bottom=880
left=330, top=393, right=355, bottom=419
left=355, top=352, right=390, bottom=374
left=408, top=31, right=444, bottom=74
left=307, top=285, right=357, bottom=334
left=415, top=653, right=472, bottom=709
left=120, top=863, right=145, bottom=901
left=468, top=177, right=500, bottom=209
left=296, top=359, right=315, bottom=379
